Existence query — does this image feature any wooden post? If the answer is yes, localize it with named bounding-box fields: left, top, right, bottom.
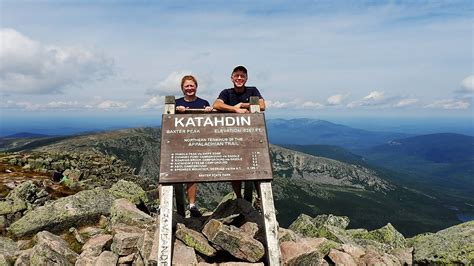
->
left=249, top=95, right=261, bottom=114
left=244, top=96, right=261, bottom=202
left=258, top=181, right=281, bottom=265
left=158, top=96, right=177, bottom=266
left=157, top=185, right=173, bottom=265
left=248, top=96, right=281, bottom=265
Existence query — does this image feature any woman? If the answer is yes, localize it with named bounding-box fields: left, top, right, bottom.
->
left=176, top=75, right=212, bottom=217
left=176, top=75, right=213, bottom=113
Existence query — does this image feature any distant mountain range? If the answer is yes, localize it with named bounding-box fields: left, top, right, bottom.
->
left=280, top=144, right=367, bottom=166
left=266, top=118, right=410, bottom=151
left=274, top=131, right=474, bottom=225
left=367, top=133, right=474, bottom=164
left=360, top=133, right=474, bottom=210
left=3, top=132, right=50, bottom=138
left=0, top=127, right=466, bottom=236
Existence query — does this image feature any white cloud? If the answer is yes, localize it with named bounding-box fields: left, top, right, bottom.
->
left=266, top=99, right=321, bottom=109
left=265, top=100, right=289, bottom=109
left=157, top=71, right=192, bottom=94
left=45, top=101, right=82, bottom=109
left=302, top=101, right=323, bottom=109
left=96, top=100, right=127, bottom=110
left=1, top=100, right=80, bottom=110
left=457, top=75, right=474, bottom=94
left=364, top=91, right=385, bottom=101
left=394, top=98, right=419, bottom=107
left=139, top=95, right=165, bottom=109
left=1, top=99, right=127, bottom=111
left=146, top=71, right=215, bottom=97
left=347, top=90, right=389, bottom=108
left=326, top=94, right=347, bottom=105
left=1, top=100, right=40, bottom=110
left=0, top=28, right=114, bottom=94
left=425, top=99, right=470, bottom=109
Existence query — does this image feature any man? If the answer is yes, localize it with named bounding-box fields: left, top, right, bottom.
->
left=213, top=65, right=266, bottom=198
left=214, top=65, right=265, bottom=113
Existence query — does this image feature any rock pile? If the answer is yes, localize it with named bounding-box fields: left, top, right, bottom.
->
left=0, top=181, right=471, bottom=265
left=1, top=152, right=153, bottom=189
left=0, top=174, right=472, bottom=264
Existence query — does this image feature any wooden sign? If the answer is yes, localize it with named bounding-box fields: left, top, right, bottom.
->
left=159, top=113, right=272, bottom=183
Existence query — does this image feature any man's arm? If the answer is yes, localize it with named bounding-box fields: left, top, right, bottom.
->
left=213, top=99, right=249, bottom=113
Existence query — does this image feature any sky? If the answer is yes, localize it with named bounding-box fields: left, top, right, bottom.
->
left=1, top=0, right=473, bottom=125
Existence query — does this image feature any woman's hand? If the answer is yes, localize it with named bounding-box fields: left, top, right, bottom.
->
left=176, top=106, right=186, bottom=113
left=204, top=106, right=213, bottom=112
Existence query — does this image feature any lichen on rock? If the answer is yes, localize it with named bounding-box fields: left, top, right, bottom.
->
left=408, top=220, right=474, bottom=265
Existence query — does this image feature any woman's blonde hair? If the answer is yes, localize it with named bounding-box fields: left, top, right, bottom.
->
left=181, top=75, right=198, bottom=89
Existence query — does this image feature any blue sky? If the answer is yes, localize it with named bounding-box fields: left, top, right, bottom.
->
left=1, top=0, right=473, bottom=120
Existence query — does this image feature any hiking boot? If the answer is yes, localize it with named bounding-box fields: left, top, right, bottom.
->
left=253, top=198, right=262, bottom=213
left=189, top=205, right=202, bottom=217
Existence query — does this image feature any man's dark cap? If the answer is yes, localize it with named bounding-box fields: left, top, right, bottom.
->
left=232, top=65, right=247, bottom=74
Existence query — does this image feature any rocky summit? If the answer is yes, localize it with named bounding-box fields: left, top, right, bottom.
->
left=0, top=176, right=472, bottom=265
left=0, top=127, right=461, bottom=236
left=0, top=128, right=472, bottom=264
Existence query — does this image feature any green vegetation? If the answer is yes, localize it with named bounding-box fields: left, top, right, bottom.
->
left=273, top=177, right=460, bottom=237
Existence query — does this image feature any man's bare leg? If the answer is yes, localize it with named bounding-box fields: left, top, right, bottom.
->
left=186, top=183, right=197, bottom=204
left=187, top=183, right=201, bottom=217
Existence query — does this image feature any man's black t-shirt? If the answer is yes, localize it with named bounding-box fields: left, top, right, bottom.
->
left=217, top=87, right=263, bottom=105
left=175, top=97, right=210, bottom=109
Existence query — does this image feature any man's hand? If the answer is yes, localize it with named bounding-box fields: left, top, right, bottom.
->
left=235, top=108, right=249, bottom=113
left=204, top=106, right=213, bottom=112
left=240, top=103, right=250, bottom=109
left=233, top=103, right=249, bottom=113
left=176, top=106, right=186, bottom=112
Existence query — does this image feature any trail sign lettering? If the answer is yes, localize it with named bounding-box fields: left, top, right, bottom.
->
left=159, top=113, right=272, bottom=183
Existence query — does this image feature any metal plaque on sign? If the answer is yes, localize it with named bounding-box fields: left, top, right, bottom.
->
left=159, top=113, right=272, bottom=183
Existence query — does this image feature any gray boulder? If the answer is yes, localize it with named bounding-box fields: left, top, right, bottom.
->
left=137, top=229, right=155, bottom=265
left=203, top=219, right=264, bottom=262
left=350, top=223, right=406, bottom=250
left=14, top=248, right=32, bottom=266
left=327, top=249, right=357, bottom=265
left=8, top=188, right=114, bottom=237
left=109, top=179, right=148, bottom=205
left=278, top=228, right=300, bottom=243
left=289, top=214, right=354, bottom=244
left=0, top=181, right=44, bottom=216
left=313, top=214, right=350, bottom=229
left=80, top=234, right=113, bottom=256
left=172, top=240, right=198, bottom=265
left=0, top=236, right=17, bottom=264
left=0, top=199, right=26, bottom=216
left=110, top=198, right=154, bottom=229
left=111, top=232, right=142, bottom=256
left=358, top=247, right=400, bottom=265
left=288, top=214, right=321, bottom=237
left=29, top=231, right=78, bottom=265
left=206, top=198, right=263, bottom=227
left=6, top=181, right=40, bottom=202
left=95, top=251, right=118, bottom=265
left=280, top=238, right=335, bottom=266
left=175, top=223, right=217, bottom=257
left=408, top=220, right=474, bottom=265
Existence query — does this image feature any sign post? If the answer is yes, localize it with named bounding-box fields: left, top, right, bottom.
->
left=157, top=96, right=175, bottom=266
left=157, top=96, right=281, bottom=265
